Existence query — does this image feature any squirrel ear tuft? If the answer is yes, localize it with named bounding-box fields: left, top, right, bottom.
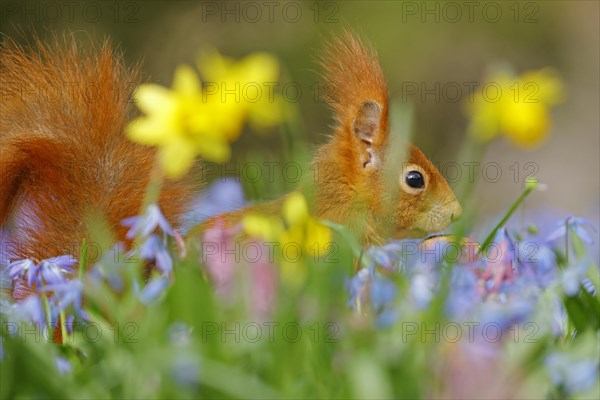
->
left=352, top=100, right=382, bottom=143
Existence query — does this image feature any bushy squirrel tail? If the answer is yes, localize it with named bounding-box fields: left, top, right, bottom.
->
left=0, top=36, right=193, bottom=262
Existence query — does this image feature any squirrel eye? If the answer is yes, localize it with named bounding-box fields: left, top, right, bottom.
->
left=399, top=164, right=427, bottom=195
left=405, top=170, right=425, bottom=189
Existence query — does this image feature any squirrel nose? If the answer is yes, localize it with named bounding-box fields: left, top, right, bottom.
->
left=450, top=201, right=463, bottom=222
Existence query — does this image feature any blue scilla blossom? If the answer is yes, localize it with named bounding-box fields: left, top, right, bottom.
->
left=140, top=234, right=173, bottom=275
left=445, top=267, right=481, bottom=318
left=38, top=256, right=77, bottom=285
left=538, top=294, right=567, bottom=337
left=547, top=216, right=597, bottom=244
left=181, top=177, right=246, bottom=234
left=138, top=276, right=170, bottom=304
left=7, top=295, right=45, bottom=326
left=346, top=267, right=371, bottom=311
left=371, top=274, right=396, bottom=310
left=546, top=352, right=600, bottom=395
left=87, top=242, right=135, bottom=292
left=518, top=243, right=557, bottom=289
left=346, top=266, right=399, bottom=326
left=482, top=228, right=516, bottom=265
left=88, top=265, right=124, bottom=293
left=375, top=308, right=399, bottom=329
left=581, top=277, right=596, bottom=295
left=55, top=356, right=72, bottom=375
left=122, top=203, right=174, bottom=240
left=409, top=271, right=436, bottom=310
left=42, top=279, right=84, bottom=317
left=371, top=274, right=398, bottom=327
left=366, top=241, right=411, bottom=271
left=559, top=260, right=590, bottom=296
left=171, top=355, right=201, bottom=389
left=7, top=255, right=76, bottom=287
left=65, top=315, right=75, bottom=334
left=477, top=300, right=535, bottom=333
left=168, top=322, right=193, bottom=347
left=7, top=259, right=38, bottom=286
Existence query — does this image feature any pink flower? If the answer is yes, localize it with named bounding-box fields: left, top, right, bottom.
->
left=200, top=218, right=278, bottom=320
left=249, top=247, right=278, bottom=321
left=475, top=230, right=515, bottom=295
left=201, top=219, right=242, bottom=295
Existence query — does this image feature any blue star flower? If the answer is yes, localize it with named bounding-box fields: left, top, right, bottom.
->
left=138, top=276, right=170, bottom=304
left=42, top=279, right=84, bottom=317
left=181, top=177, right=246, bottom=234
left=366, top=241, right=407, bottom=271
left=38, top=256, right=76, bottom=285
left=140, top=234, right=173, bottom=275
left=122, top=203, right=174, bottom=240
left=346, top=267, right=371, bottom=311
left=560, top=260, right=589, bottom=296
left=7, top=259, right=38, bottom=286
left=7, top=256, right=76, bottom=287
left=9, top=295, right=45, bottom=327
left=55, top=356, right=72, bottom=375
left=546, top=352, right=600, bottom=395
left=171, top=355, right=200, bottom=388
left=547, top=216, right=597, bottom=244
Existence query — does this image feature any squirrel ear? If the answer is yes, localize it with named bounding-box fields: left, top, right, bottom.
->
left=352, top=100, right=384, bottom=169
left=352, top=100, right=382, bottom=143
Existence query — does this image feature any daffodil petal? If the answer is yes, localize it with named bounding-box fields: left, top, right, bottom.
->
left=248, top=96, right=285, bottom=130
left=126, top=118, right=170, bottom=145
left=134, top=84, right=175, bottom=115
left=520, top=68, right=565, bottom=105
left=159, top=138, right=196, bottom=178
left=173, top=65, right=201, bottom=96
left=240, top=53, right=280, bottom=83
left=197, top=50, right=234, bottom=82
left=243, top=215, right=282, bottom=241
left=305, top=219, right=332, bottom=255
left=501, top=101, right=549, bottom=148
left=194, top=135, right=231, bottom=162
left=283, top=192, right=309, bottom=226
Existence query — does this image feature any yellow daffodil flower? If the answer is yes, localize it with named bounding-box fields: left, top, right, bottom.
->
left=243, top=214, right=284, bottom=241
left=127, top=52, right=283, bottom=178
left=198, top=50, right=285, bottom=134
left=242, top=192, right=332, bottom=288
left=466, top=68, right=564, bottom=148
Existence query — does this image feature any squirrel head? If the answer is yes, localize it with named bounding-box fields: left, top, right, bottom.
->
left=311, top=31, right=461, bottom=243
left=393, top=144, right=462, bottom=238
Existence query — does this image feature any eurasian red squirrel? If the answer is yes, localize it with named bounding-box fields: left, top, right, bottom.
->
left=0, top=33, right=461, bottom=271
left=0, top=38, right=193, bottom=267
left=194, top=32, right=463, bottom=244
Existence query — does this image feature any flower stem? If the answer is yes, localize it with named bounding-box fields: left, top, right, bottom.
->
left=142, top=155, right=164, bottom=210
left=60, top=310, right=67, bottom=344
left=478, top=185, right=535, bottom=254
left=41, top=293, right=53, bottom=343
left=79, top=238, right=87, bottom=281
left=565, top=219, right=570, bottom=265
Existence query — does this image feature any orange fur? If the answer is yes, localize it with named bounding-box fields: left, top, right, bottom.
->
left=0, top=37, right=194, bottom=264
left=317, top=31, right=389, bottom=152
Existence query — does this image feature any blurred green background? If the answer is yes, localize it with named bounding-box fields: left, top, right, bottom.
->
left=2, top=0, right=598, bottom=227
